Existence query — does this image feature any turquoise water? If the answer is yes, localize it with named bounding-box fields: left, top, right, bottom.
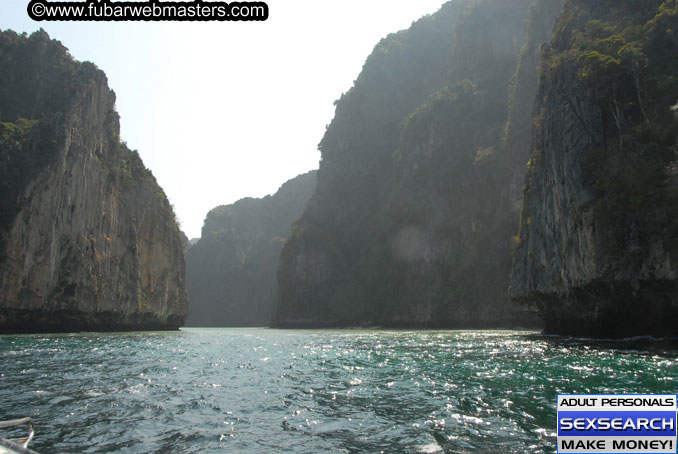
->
left=1, top=329, right=677, bottom=453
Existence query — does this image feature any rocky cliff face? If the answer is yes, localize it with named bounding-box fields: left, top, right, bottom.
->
left=0, top=30, right=188, bottom=333
left=186, top=171, right=316, bottom=326
left=511, top=0, right=678, bottom=337
left=273, top=0, right=564, bottom=328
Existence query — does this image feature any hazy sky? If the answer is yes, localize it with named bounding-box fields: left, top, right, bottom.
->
left=2, top=0, right=449, bottom=238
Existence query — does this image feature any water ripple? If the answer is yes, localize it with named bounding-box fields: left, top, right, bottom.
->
left=1, top=329, right=677, bottom=453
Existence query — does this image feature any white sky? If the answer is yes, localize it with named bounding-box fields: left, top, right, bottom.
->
left=1, top=0, right=449, bottom=238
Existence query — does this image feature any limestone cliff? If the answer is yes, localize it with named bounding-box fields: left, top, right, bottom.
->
left=511, top=0, right=678, bottom=337
left=273, top=0, right=564, bottom=328
left=0, top=30, right=188, bottom=333
left=186, top=171, right=316, bottom=326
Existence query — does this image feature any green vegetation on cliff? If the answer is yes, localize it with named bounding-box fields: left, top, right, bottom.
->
left=0, top=30, right=75, bottom=251
left=0, top=118, right=40, bottom=234
left=549, top=1, right=677, bottom=206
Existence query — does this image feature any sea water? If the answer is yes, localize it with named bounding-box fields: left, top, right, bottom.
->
left=1, top=329, right=676, bottom=453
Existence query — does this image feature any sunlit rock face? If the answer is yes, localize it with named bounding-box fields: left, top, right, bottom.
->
left=0, top=30, right=188, bottom=333
left=273, top=0, right=565, bottom=328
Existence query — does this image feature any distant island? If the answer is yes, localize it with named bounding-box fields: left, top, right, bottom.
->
left=186, top=171, right=316, bottom=327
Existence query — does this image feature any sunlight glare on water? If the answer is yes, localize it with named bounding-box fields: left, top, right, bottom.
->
left=1, top=329, right=677, bottom=453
